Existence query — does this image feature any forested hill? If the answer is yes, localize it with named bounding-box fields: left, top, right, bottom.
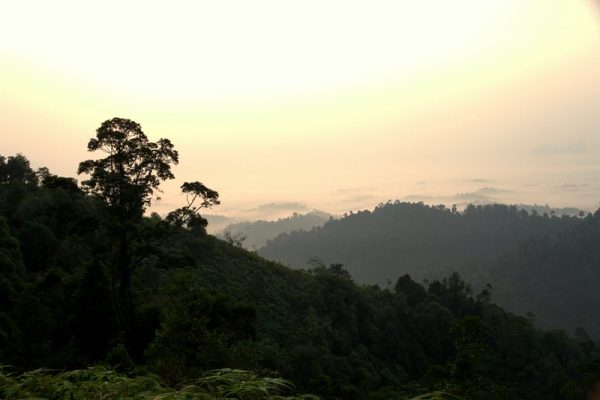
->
left=2, top=146, right=600, bottom=399
left=259, top=201, right=582, bottom=284
left=488, top=215, right=600, bottom=338
left=259, top=201, right=600, bottom=336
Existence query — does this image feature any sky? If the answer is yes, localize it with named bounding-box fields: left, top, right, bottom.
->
left=1, top=0, right=600, bottom=220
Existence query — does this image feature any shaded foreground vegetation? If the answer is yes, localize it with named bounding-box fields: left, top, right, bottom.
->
left=2, top=119, right=600, bottom=399
left=0, top=367, right=466, bottom=400
left=0, top=367, right=317, bottom=399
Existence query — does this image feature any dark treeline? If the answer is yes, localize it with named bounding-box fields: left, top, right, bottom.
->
left=2, top=119, right=600, bottom=399
left=259, top=201, right=600, bottom=336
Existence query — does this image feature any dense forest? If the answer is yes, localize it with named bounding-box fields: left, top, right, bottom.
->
left=259, top=202, right=600, bottom=337
left=1, top=118, right=600, bottom=399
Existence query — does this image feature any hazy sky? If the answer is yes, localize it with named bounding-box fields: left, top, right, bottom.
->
left=1, top=1, right=600, bottom=219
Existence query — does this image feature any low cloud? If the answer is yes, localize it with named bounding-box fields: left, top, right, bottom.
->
left=477, top=187, right=515, bottom=195
left=402, top=186, right=515, bottom=206
left=343, top=194, right=377, bottom=203
left=235, top=202, right=312, bottom=221
left=402, top=194, right=436, bottom=202
left=402, top=192, right=494, bottom=205
left=452, top=192, right=494, bottom=202
left=245, top=202, right=308, bottom=213
left=204, top=214, right=238, bottom=234
left=562, top=183, right=589, bottom=192
left=336, top=186, right=377, bottom=195
left=205, top=214, right=236, bottom=224
left=532, top=141, right=586, bottom=155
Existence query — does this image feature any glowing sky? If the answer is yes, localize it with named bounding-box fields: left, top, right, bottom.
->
left=1, top=0, right=600, bottom=219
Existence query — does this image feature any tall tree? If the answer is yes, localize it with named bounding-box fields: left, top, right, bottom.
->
left=77, top=118, right=178, bottom=356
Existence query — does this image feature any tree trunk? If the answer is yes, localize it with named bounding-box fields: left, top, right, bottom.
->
left=116, top=227, right=141, bottom=360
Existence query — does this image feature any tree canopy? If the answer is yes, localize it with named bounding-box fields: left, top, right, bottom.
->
left=77, top=117, right=179, bottom=218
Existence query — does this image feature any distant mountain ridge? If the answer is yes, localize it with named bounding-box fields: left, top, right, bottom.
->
left=218, top=210, right=332, bottom=250
left=260, top=201, right=580, bottom=283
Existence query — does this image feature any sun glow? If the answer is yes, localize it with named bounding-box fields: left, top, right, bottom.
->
left=1, top=1, right=599, bottom=215
left=1, top=1, right=567, bottom=98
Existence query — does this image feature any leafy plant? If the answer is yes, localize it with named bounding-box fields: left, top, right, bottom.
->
left=0, top=367, right=317, bottom=400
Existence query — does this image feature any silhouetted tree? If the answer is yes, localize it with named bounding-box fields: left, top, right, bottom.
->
left=77, top=118, right=178, bottom=357
left=166, top=181, right=219, bottom=235
left=78, top=118, right=178, bottom=218
left=0, top=154, right=38, bottom=185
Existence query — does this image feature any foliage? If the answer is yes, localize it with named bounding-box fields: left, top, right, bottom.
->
left=0, top=154, right=38, bottom=185
left=0, top=216, right=24, bottom=313
left=166, top=182, right=220, bottom=233
left=147, top=271, right=256, bottom=382
left=0, top=367, right=315, bottom=400
left=77, top=117, right=179, bottom=217
left=488, top=211, right=600, bottom=337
